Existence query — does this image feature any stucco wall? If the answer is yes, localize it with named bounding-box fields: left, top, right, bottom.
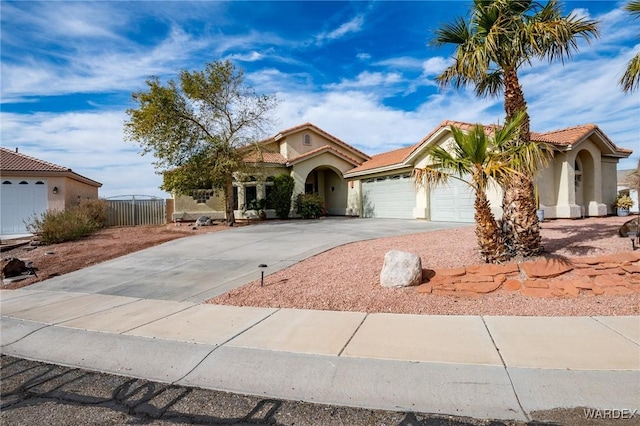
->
left=173, top=191, right=226, bottom=220
left=601, top=158, right=619, bottom=214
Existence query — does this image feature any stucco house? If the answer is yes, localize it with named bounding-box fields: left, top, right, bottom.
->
left=0, top=147, right=102, bottom=236
left=171, top=121, right=632, bottom=222
left=172, top=123, right=370, bottom=220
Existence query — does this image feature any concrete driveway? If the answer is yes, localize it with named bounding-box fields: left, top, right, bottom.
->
left=26, top=218, right=469, bottom=303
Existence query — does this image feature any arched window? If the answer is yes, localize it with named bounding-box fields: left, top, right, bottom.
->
left=19, top=181, right=28, bottom=184
left=2, top=181, right=12, bottom=184
left=303, top=134, right=312, bottom=146
left=574, top=159, right=582, bottom=190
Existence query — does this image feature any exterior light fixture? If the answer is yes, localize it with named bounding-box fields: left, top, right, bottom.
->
left=52, top=186, right=58, bottom=194
left=258, top=264, right=268, bottom=286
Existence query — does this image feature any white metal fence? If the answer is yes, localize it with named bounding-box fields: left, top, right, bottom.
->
left=105, top=195, right=166, bottom=227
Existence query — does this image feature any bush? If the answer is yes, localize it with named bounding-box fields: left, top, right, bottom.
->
left=76, top=198, right=108, bottom=228
left=25, top=200, right=106, bottom=244
left=295, top=193, right=325, bottom=219
left=271, top=174, right=295, bottom=219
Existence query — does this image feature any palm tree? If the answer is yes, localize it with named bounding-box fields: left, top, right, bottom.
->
left=621, top=0, right=640, bottom=92
left=434, top=0, right=599, bottom=257
left=414, top=113, right=550, bottom=263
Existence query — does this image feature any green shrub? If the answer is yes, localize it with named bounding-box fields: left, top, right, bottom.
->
left=76, top=198, right=108, bottom=228
left=25, top=204, right=102, bottom=245
left=295, top=193, right=325, bottom=219
left=271, top=174, right=295, bottom=219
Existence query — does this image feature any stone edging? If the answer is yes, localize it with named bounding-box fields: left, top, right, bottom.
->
left=417, top=252, right=640, bottom=298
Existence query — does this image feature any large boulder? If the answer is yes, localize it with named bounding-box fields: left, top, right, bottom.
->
left=2, top=258, right=28, bottom=278
left=380, top=250, right=422, bottom=288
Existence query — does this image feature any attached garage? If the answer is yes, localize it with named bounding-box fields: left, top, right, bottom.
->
left=1, top=179, right=48, bottom=234
left=361, top=174, right=415, bottom=219
left=430, top=178, right=475, bottom=223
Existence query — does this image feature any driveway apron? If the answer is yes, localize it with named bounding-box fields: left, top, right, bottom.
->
left=25, top=218, right=468, bottom=302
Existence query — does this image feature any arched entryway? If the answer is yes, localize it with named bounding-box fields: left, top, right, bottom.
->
left=574, top=149, right=595, bottom=216
left=304, top=166, right=348, bottom=215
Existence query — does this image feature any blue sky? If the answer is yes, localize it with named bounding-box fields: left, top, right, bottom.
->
left=1, top=0, right=639, bottom=198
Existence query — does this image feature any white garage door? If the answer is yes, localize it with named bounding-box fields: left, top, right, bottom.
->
left=362, top=174, right=415, bottom=219
left=430, top=178, right=475, bottom=223
left=1, top=179, right=48, bottom=235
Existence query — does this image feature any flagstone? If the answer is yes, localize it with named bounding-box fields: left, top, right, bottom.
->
left=621, top=264, right=640, bottom=274
left=433, top=267, right=466, bottom=278
left=457, top=280, right=502, bottom=294
left=465, top=264, right=519, bottom=276
left=591, top=286, right=605, bottom=295
left=460, top=275, right=494, bottom=283
left=416, top=283, right=432, bottom=294
left=602, top=286, right=635, bottom=296
left=523, top=280, right=549, bottom=289
left=503, top=279, right=522, bottom=291
left=520, top=258, right=573, bottom=279
left=594, top=274, right=631, bottom=288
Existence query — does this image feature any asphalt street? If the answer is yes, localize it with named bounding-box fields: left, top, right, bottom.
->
left=2, top=355, right=621, bottom=426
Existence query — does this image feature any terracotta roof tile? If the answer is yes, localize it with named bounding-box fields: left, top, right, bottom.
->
left=288, top=145, right=362, bottom=166
left=263, top=122, right=370, bottom=161
left=244, top=151, right=287, bottom=164
left=348, top=121, right=632, bottom=175
left=346, top=145, right=416, bottom=174
left=0, top=147, right=69, bottom=172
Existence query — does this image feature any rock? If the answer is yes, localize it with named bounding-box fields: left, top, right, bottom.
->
left=432, top=267, right=466, bottom=278
left=520, top=258, right=573, bottom=279
left=503, top=279, right=522, bottom=291
left=465, top=264, right=519, bottom=275
left=618, top=218, right=640, bottom=237
left=524, top=279, right=549, bottom=289
left=380, top=250, right=422, bottom=288
left=2, top=258, right=28, bottom=278
left=195, top=216, right=212, bottom=226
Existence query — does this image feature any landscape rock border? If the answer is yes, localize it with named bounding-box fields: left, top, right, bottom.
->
left=417, top=251, right=640, bottom=298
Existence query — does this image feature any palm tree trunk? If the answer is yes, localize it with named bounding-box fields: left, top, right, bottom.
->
left=501, top=68, right=542, bottom=257
left=475, top=191, right=508, bottom=263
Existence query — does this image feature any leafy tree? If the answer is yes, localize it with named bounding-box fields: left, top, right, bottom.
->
left=434, top=0, right=598, bottom=257
left=271, top=174, right=295, bottom=219
left=124, top=60, right=277, bottom=226
left=414, top=112, right=550, bottom=263
left=620, top=0, right=640, bottom=92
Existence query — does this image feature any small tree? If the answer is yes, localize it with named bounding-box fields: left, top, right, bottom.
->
left=124, top=60, right=277, bottom=226
left=620, top=1, right=640, bottom=92
left=271, top=174, right=295, bottom=219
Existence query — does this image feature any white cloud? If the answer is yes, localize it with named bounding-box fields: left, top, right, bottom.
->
left=325, top=71, right=403, bottom=90
left=315, top=15, right=364, bottom=44
left=357, top=52, right=371, bottom=61
left=421, top=57, right=451, bottom=76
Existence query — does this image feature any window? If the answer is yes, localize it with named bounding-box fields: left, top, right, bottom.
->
left=303, top=134, right=312, bottom=146
left=2, top=181, right=12, bottom=184
left=245, top=186, right=257, bottom=208
left=35, top=181, right=45, bottom=185
left=190, top=189, right=213, bottom=204
left=19, top=181, right=28, bottom=184
left=233, top=186, right=239, bottom=210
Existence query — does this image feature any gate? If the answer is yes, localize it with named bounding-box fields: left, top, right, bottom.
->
left=105, top=195, right=166, bottom=226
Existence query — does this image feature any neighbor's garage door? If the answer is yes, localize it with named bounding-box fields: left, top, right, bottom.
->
left=362, top=174, right=415, bottom=219
left=430, top=178, right=475, bottom=223
left=1, top=179, right=48, bottom=235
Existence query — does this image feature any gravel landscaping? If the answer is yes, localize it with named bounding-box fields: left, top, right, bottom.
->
left=208, top=215, right=640, bottom=316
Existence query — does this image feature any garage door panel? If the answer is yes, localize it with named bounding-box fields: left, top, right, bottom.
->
left=362, top=176, right=415, bottom=219
left=1, top=179, right=48, bottom=235
left=430, top=179, right=475, bottom=223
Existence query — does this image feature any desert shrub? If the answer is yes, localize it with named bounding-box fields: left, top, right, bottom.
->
left=271, top=174, right=295, bottom=219
left=76, top=198, right=108, bottom=228
left=25, top=206, right=101, bottom=244
left=295, top=193, right=325, bottom=219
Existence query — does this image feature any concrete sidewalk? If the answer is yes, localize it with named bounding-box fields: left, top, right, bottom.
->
left=1, top=288, right=638, bottom=422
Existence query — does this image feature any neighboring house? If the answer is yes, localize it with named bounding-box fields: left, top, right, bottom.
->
left=171, top=121, right=632, bottom=222
left=0, top=147, right=102, bottom=236
left=617, top=169, right=639, bottom=214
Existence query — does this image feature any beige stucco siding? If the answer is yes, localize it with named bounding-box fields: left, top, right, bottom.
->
left=173, top=191, right=226, bottom=220
left=285, top=133, right=354, bottom=161
left=601, top=158, right=619, bottom=214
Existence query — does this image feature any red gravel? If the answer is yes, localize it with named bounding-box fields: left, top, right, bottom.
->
left=208, top=216, right=640, bottom=316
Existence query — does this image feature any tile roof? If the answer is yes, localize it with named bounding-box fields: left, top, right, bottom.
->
left=0, top=147, right=102, bottom=186
left=346, top=145, right=416, bottom=175
left=0, top=147, right=69, bottom=172
left=347, top=121, right=632, bottom=175
left=265, top=122, right=371, bottom=161
left=243, top=151, right=287, bottom=164
left=287, top=145, right=362, bottom=167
